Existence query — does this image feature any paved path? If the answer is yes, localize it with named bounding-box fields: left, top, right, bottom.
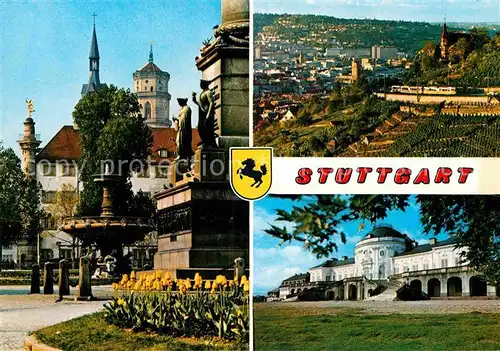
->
left=259, top=299, right=500, bottom=315
left=0, top=286, right=113, bottom=351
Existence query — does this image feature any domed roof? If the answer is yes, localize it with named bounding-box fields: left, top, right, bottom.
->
left=360, top=225, right=406, bottom=241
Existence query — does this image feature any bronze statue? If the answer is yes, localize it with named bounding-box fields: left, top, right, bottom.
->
left=174, top=98, right=193, bottom=161
left=192, top=80, right=218, bottom=148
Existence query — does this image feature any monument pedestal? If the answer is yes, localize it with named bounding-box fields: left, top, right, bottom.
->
left=154, top=180, right=249, bottom=279
left=153, top=0, right=249, bottom=280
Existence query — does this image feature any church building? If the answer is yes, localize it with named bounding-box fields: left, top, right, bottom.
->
left=269, top=225, right=498, bottom=301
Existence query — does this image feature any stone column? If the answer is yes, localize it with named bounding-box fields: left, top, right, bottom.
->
left=487, top=283, right=497, bottom=297
left=462, top=273, right=470, bottom=297
left=222, top=0, right=249, bottom=25
left=58, top=259, right=70, bottom=296
left=234, top=257, right=245, bottom=281
left=43, top=263, right=54, bottom=295
left=421, top=277, right=428, bottom=295
left=440, top=277, right=447, bottom=297
left=30, top=264, right=40, bottom=294
left=195, top=0, right=249, bottom=150
left=77, top=256, right=92, bottom=299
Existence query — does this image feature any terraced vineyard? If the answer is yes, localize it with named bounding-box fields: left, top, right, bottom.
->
left=342, top=114, right=500, bottom=157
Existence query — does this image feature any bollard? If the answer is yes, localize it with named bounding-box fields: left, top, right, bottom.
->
left=77, top=256, right=92, bottom=299
left=30, top=264, right=40, bottom=294
left=43, top=262, right=54, bottom=294
left=58, top=259, right=70, bottom=296
left=234, top=257, right=245, bottom=282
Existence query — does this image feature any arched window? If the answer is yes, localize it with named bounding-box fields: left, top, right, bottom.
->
left=150, top=86, right=154, bottom=92
left=144, top=102, right=151, bottom=120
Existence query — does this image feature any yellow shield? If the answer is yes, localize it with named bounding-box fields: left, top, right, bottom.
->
left=230, top=147, right=273, bottom=201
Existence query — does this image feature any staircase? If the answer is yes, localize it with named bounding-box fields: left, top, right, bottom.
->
left=366, top=279, right=402, bottom=301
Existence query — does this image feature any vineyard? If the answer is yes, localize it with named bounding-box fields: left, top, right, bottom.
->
left=343, top=114, right=500, bottom=157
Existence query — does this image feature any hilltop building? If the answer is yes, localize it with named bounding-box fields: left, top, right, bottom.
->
left=268, top=225, right=498, bottom=301
left=440, top=22, right=472, bottom=61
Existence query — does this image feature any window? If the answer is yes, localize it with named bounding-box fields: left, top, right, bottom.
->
left=423, top=263, right=429, bottom=270
left=145, top=80, right=149, bottom=83
left=62, top=164, right=76, bottom=177
left=441, top=259, right=448, bottom=268
left=150, top=86, right=154, bottom=92
left=136, top=168, right=150, bottom=178
left=144, top=102, right=151, bottom=120
left=170, top=235, right=177, bottom=242
left=380, top=250, right=385, bottom=257
left=155, top=166, right=169, bottom=178
left=42, top=191, right=56, bottom=204
left=158, top=149, right=170, bottom=158
left=455, top=257, right=461, bottom=266
left=412, top=264, right=418, bottom=271
left=42, top=163, right=56, bottom=176
left=326, top=274, right=330, bottom=281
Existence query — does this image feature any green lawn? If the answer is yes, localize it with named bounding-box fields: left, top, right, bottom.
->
left=254, top=304, right=500, bottom=350
left=34, top=312, right=246, bottom=351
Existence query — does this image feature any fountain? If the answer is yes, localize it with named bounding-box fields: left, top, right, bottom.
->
left=59, top=165, right=154, bottom=276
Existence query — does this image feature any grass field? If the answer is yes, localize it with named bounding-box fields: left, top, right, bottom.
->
left=34, top=312, right=246, bottom=351
left=254, top=303, right=500, bottom=350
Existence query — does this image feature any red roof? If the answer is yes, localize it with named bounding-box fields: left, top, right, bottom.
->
left=36, top=125, right=200, bottom=163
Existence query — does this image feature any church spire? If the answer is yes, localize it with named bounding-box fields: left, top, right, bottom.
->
left=82, top=15, right=101, bottom=96
left=149, top=43, right=154, bottom=63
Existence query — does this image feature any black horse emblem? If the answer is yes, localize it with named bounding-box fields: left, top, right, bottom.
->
left=237, top=158, right=267, bottom=188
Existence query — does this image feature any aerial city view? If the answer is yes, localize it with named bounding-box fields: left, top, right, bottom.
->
left=253, top=6, right=500, bottom=157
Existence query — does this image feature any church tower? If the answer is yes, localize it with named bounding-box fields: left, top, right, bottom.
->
left=440, top=21, right=449, bottom=61
left=81, top=20, right=102, bottom=96
left=133, top=45, right=172, bottom=128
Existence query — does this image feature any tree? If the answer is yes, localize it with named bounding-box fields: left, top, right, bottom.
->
left=264, top=195, right=500, bottom=287
left=44, top=183, right=79, bottom=265
left=46, top=183, right=78, bottom=222
left=0, top=144, right=44, bottom=268
left=73, top=85, right=154, bottom=219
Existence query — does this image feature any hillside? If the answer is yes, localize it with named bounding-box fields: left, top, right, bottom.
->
left=254, top=96, right=500, bottom=157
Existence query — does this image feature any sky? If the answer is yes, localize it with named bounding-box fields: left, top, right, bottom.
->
left=254, top=0, right=500, bottom=23
left=0, top=0, right=221, bottom=155
left=253, top=195, right=449, bottom=295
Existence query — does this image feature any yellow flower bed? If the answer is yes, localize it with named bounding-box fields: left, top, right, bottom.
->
left=112, top=270, right=250, bottom=293
left=106, top=271, right=250, bottom=341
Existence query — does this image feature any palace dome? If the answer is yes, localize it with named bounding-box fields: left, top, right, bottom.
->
left=360, top=225, right=406, bottom=241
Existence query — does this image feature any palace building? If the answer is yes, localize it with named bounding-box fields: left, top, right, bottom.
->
left=268, top=225, right=498, bottom=301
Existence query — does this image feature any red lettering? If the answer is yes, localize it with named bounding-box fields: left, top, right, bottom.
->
left=356, top=167, right=373, bottom=183
left=413, top=168, right=430, bottom=184
left=376, top=167, right=393, bottom=183
left=335, top=168, right=353, bottom=184
left=434, top=167, right=453, bottom=184
left=394, top=168, right=412, bottom=184
left=295, top=168, right=312, bottom=185
left=457, top=167, right=474, bottom=184
left=317, top=168, right=334, bottom=184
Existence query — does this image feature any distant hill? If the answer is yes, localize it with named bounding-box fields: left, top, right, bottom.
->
left=254, top=13, right=474, bottom=55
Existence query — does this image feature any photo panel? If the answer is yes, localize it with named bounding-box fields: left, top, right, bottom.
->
left=252, top=0, right=500, bottom=157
